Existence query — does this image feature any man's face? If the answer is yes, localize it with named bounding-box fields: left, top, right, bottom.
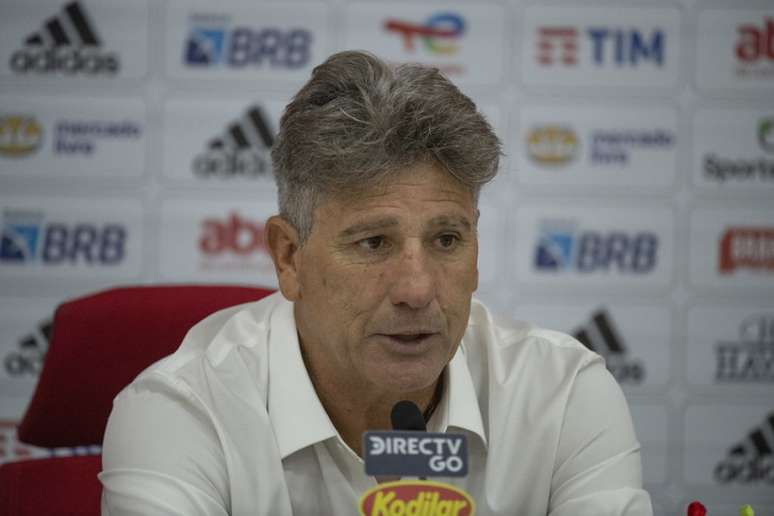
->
left=292, top=162, right=478, bottom=397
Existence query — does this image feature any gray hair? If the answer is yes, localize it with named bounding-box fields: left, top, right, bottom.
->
left=271, top=50, right=501, bottom=242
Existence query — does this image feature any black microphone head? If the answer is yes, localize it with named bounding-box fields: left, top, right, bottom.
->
left=390, top=400, right=426, bottom=431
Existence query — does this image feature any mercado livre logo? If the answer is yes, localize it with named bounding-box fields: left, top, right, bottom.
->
left=359, top=480, right=474, bottom=516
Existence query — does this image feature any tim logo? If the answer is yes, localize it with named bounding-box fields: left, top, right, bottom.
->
left=183, top=14, right=311, bottom=69
left=534, top=220, right=658, bottom=274
left=9, top=1, right=119, bottom=76
left=537, top=27, right=578, bottom=65
left=736, top=17, right=774, bottom=77
left=719, top=227, right=774, bottom=274
left=716, top=314, right=774, bottom=382
left=537, top=26, right=664, bottom=67
left=192, top=105, right=274, bottom=179
left=4, top=320, right=51, bottom=377
left=573, top=309, right=644, bottom=384
left=526, top=126, right=578, bottom=166
left=384, top=12, right=465, bottom=55
left=0, top=116, right=43, bottom=158
left=0, top=210, right=126, bottom=266
left=714, top=411, right=774, bottom=484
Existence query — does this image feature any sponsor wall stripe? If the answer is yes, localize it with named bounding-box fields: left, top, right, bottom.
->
left=593, top=311, right=624, bottom=353
left=749, top=429, right=771, bottom=455
left=586, top=320, right=611, bottom=356
left=209, top=139, right=224, bottom=149
left=248, top=106, right=274, bottom=148
left=574, top=328, right=595, bottom=352
left=46, top=18, right=70, bottom=46
left=25, top=33, right=44, bottom=45
left=229, top=124, right=249, bottom=149
left=65, top=2, right=99, bottom=46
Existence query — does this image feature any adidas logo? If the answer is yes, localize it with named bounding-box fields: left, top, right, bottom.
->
left=4, top=319, right=51, bottom=377
left=715, top=412, right=774, bottom=484
left=572, top=308, right=645, bottom=384
left=9, top=1, right=119, bottom=76
left=192, top=105, right=275, bottom=179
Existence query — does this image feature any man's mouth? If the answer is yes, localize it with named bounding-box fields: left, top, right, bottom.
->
left=388, top=333, right=434, bottom=343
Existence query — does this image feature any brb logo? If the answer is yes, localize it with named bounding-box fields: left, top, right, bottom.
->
left=9, top=1, right=120, bottom=76
left=534, top=220, right=658, bottom=274
left=184, top=13, right=312, bottom=69
left=0, top=210, right=126, bottom=266
left=384, top=12, right=465, bottom=55
left=715, top=411, right=774, bottom=484
left=537, top=26, right=665, bottom=67
left=716, top=314, right=774, bottom=382
left=193, top=105, right=274, bottom=179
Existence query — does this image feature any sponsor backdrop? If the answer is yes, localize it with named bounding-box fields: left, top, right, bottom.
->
left=0, top=0, right=772, bottom=513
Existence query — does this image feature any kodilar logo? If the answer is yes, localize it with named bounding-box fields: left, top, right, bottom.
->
left=0, top=116, right=43, bottom=158
left=716, top=314, right=774, bottom=382
left=714, top=411, right=774, bottom=484
left=534, top=220, right=658, bottom=274
left=719, top=227, right=774, bottom=274
left=359, top=480, right=474, bottom=516
left=573, top=309, right=645, bottom=383
left=193, top=105, right=274, bottom=179
left=384, top=13, right=465, bottom=55
left=9, top=1, right=119, bottom=76
left=183, top=13, right=312, bottom=69
left=527, top=126, right=578, bottom=166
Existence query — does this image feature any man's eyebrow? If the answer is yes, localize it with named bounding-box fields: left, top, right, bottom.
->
left=428, top=215, right=473, bottom=231
left=338, top=217, right=400, bottom=238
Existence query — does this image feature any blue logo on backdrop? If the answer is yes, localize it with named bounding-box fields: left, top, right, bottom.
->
left=587, top=28, right=665, bottom=66
left=534, top=220, right=658, bottom=274
left=183, top=14, right=312, bottom=69
left=0, top=210, right=126, bottom=265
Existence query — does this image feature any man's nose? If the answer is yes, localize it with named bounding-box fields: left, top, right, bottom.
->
left=388, top=241, right=436, bottom=309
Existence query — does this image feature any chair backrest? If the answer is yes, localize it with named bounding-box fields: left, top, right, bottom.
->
left=17, top=284, right=274, bottom=447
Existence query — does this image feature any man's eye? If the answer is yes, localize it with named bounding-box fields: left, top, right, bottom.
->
left=358, top=236, right=386, bottom=251
left=437, top=234, right=459, bottom=249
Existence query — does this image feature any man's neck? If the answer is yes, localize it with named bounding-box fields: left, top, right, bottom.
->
left=299, top=343, right=442, bottom=457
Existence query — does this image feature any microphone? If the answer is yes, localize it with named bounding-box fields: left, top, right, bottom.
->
left=391, top=400, right=426, bottom=432
left=359, top=400, right=474, bottom=516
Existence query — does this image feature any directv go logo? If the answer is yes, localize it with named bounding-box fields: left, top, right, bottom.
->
left=384, top=13, right=466, bottom=55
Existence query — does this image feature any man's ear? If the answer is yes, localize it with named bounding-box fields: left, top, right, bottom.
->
left=265, top=215, right=302, bottom=301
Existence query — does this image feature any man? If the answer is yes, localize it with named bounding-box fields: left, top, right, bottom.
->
left=100, top=51, right=652, bottom=515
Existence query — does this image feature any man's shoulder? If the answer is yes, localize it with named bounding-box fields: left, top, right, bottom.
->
left=464, top=298, right=601, bottom=381
left=124, top=291, right=287, bottom=397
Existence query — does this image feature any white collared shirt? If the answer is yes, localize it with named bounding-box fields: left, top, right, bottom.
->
left=100, top=292, right=652, bottom=516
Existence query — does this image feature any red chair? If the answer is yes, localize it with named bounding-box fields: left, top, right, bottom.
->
left=0, top=285, right=274, bottom=516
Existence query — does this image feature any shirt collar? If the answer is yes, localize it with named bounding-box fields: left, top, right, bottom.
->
left=267, top=297, right=337, bottom=459
left=429, top=344, right=488, bottom=450
left=267, top=296, right=488, bottom=458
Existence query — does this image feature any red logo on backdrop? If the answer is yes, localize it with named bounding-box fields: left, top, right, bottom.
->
left=537, top=27, right=578, bottom=66
left=719, top=227, right=774, bottom=274
left=736, top=17, right=774, bottom=63
left=199, top=212, right=266, bottom=256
